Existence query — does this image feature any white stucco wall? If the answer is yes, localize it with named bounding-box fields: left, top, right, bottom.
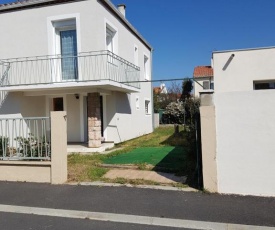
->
left=194, top=78, right=212, bottom=98
left=213, top=47, right=275, bottom=93
left=66, top=94, right=81, bottom=142
left=0, top=92, right=45, bottom=118
left=0, top=0, right=153, bottom=143
left=105, top=91, right=152, bottom=143
left=215, top=90, right=275, bottom=196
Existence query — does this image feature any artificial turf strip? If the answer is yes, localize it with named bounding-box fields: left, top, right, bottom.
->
left=103, top=146, right=187, bottom=170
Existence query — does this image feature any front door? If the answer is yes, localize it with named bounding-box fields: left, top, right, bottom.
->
left=60, top=30, right=78, bottom=80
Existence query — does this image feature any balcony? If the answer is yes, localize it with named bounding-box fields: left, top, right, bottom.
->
left=0, top=50, right=140, bottom=93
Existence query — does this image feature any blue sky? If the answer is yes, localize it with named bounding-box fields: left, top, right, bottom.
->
left=1, top=0, right=275, bottom=86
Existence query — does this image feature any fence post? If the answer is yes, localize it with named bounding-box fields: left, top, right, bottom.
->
left=50, top=111, right=67, bottom=184
left=199, top=92, right=218, bottom=192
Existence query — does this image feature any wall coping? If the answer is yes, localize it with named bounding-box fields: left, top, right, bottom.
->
left=0, top=161, right=51, bottom=166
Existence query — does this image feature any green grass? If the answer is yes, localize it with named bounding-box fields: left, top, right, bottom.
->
left=103, top=146, right=187, bottom=172
left=68, top=125, right=196, bottom=183
left=115, top=126, right=186, bottom=148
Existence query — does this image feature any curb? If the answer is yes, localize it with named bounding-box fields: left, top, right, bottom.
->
left=67, top=181, right=198, bottom=192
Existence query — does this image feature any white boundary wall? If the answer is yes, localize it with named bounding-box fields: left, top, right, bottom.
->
left=215, top=90, right=275, bottom=196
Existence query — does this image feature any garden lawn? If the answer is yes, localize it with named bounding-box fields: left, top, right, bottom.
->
left=103, top=146, right=187, bottom=172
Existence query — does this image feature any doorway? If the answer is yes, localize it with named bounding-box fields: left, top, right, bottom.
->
left=53, top=97, right=64, bottom=111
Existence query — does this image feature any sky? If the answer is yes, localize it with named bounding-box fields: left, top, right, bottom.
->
left=1, top=0, right=275, bottom=87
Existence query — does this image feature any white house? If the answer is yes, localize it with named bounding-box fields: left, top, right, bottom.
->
left=200, top=46, right=275, bottom=197
left=193, top=65, right=213, bottom=98
left=0, top=0, right=153, bottom=148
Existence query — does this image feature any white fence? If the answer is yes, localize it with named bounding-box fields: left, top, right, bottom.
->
left=0, top=117, right=50, bottom=160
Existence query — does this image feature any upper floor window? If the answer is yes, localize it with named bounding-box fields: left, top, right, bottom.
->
left=210, top=82, right=214, bottom=90
left=134, top=45, right=138, bottom=66
left=144, top=55, right=150, bottom=80
left=203, top=80, right=214, bottom=90
left=203, top=81, right=210, bottom=89
left=105, top=23, right=117, bottom=54
left=254, top=81, right=275, bottom=90
left=53, top=19, right=78, bottom=81
left=106, top=27, right=114, bottom=53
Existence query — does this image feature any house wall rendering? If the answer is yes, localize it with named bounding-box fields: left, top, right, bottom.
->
left=0, top=0, right=153, bottom=144
left=213, top=47, right=275, bottom=93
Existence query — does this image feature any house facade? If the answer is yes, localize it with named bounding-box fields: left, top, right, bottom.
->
left=193, top=65, right=214, bottom=97
left=0, top=0, right=153, bottom=148
left=200, top=47, right=275, bottom=196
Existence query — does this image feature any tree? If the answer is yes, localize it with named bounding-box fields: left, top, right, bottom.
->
left=180, top=78, right=193, bottom=101
left=167, top=81, right=181, bottom=101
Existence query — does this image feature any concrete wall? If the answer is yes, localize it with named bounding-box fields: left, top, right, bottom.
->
left=200, top=93, right=218, bottom=192
left=0, top=112, right=67, bottom=184
left=214, top=90, right=275, bottom=196
left=154, top=113, right=159, bottom=128
left=213, top=47, right=275, bottom=93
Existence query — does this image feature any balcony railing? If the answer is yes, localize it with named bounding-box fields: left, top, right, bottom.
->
left=0, top=50, right=140, bottom=89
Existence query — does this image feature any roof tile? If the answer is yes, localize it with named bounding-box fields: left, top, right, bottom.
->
left=193, top=66, right=213, bottom=78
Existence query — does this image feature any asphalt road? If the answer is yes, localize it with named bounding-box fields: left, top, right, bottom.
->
left=0, top=212, right=194, bottom=230
left=0, top=182, right=274, bottom=228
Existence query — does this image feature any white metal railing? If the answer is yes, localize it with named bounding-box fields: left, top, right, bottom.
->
left=0, top=117, right=51, bottom=161
left=0, top=50, right=140, bottom=89
left=0, top=61, right=10, bottom=107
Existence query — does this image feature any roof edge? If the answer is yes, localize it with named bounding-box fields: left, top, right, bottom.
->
left=212, top=46, right=275, bottom=54
left=101, top=0, right=153, bottom=50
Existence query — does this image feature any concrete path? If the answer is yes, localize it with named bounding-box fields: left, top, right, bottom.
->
left=103, top=169, right=187, bottom=184
left=67, top=142, right=114, bottom=153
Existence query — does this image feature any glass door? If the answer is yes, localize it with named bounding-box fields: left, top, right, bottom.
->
left=60, top=30, right=78, bottom=80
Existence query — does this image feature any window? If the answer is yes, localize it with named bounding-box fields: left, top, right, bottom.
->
left=136, top=96, right=140, bottom=110
left=145, top=99, right=151, bottom=115
left=106, top=27, right=114, bottom=53
left=53, top=98, right=64, bottom=111
left=210, top=82, right=214, bottom=90
left=53, top=19, right=78, bottom=81
left=106, top=24, right=117, bottom=63
left=203, top=81, right=210, bottom=89
left=254, top=81, right=275, bottom=90
left=134, top=45, right=138, bottom=66
left=60, top=30, right=78, bottom=80
left=144, top=55, right=149, bottom=80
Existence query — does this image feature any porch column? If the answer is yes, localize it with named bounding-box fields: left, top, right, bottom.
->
left=87, top=92, right=102, bottom=148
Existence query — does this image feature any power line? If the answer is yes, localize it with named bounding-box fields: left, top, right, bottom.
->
left=120, top=78, right=203, bottom=87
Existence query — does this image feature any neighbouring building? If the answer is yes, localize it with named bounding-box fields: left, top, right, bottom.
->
left=193, top=65, right=214, bottom=97
left=0, top=0, right=153, bottom=148
left=200, top=46, right=275, bottom=197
